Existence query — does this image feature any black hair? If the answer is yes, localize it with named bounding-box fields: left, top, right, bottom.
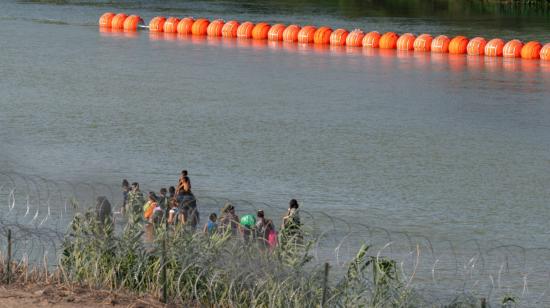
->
left=182, top=170, right=188, bottom=176
left=160, top=188, right=167, bottom=194
left=257, top=210, right=264, bottom=218
left=148, top=191, right=157, bottom=201
left=289, top=199, right=299, bottom=209
left=183, top=176, right=190, bottom=183
left=132, top=182, right=139, bottom=188
left=122, top=179, right=129, bottom=187
left=209, top=213, right=217, bottom=221
left=169, top=186, right=175, bottom=193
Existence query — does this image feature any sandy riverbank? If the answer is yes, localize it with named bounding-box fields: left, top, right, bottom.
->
left=0, top=284, right=165, bottom=308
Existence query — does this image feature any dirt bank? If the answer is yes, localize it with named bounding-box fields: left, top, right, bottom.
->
left=0, top=284, right=165, bottom=308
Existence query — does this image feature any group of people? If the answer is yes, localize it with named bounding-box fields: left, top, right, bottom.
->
left=120, top=170, right=302, bottom=248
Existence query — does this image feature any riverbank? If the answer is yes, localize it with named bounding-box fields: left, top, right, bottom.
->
left=0, top=283, right=164, bottom=308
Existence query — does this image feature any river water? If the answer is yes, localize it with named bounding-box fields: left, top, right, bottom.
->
left=1, top=0, right=550, bottom=305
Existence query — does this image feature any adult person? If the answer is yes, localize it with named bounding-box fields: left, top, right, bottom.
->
left=152, top=188, right=169, bottom=224
left=219, top=202, right=240, bottom=236
left=256, top=210, right=275, bottom=249
left=240, top=214, right=256, bottom=244
left=281, top=199, right=302, bottom=242
left=126, top=182, right=145, bottom=222
left=143, top=192, right=158, bottom=223
left=175, top=170, right=191, bottom=195
left=95, top=196, right=112, bottom=227
left=177, top=176, right=199, bottom=229
left=121, top=179, right=130, bottom=214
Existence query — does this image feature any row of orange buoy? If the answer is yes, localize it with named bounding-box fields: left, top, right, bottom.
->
left=99, top=12, right=550, bottom=61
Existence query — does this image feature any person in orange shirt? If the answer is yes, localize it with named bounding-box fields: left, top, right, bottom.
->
left=143, top=192, right=158, bottom=223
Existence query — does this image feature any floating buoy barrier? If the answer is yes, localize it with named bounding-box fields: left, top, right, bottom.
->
left=163, top=17, right=180, bottom=33
left=379, top=32, right=399, bottom=49
left=99, top=12, right=116, bottom=28
left=503, top=39, right=523, bottom=58
left=414, top=34, right=432, bottom=52
left=207, top=19, right=224, bottom=37
left=396, top=33, right=416, bottom=51
left=363, top=31, right=381, bottom=48
left=237, top=21, right=254, bottom=39
left=431, top=35, right=450, bottom=53
left=149, top=16, right=166, bottom=33
left=221, top=20, right=239, bottom=38
left=268, top=24, right=286, bottom=41
left=449, top=36, right=469, bottom=54
left=191, top=18, right=210, bottom=36
left=99, top=13, right=550, bottom=62
left=252, top=23, right=271, bottom=40
left=346, top=30, right=365, bottom=47
left=177, top=17, right=194, bottom=34
left=485, top=38, right=505, bottom=57
left=330, top=29, right=349, bottom=46
left=314, top=26, right=332, bottom=44
left=297, top=26, right=317, bottom=44
left=282, top=25, right=300, bottom=42
left=467, top=37, right=486, bottom=56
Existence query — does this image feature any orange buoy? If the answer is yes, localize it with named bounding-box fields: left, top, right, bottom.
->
left=163, top=17, right=180, bottom=33
left=123, top=15, right=143, bottom=31
left=314, top=26, right=333, bottom=44
left=330, top=29, right=349, bottom=46
left=111, top=13, right=128, bottom=29
left=521, top=41, right=542, bottom=59
left=252, top=23, right=271, bottom=40
left=221, top=20, right=239, bottom=38
left=268, top=24, right=286, bottom=41
left=346, top=30, right=365, bottom=47
left=379, top=32, right=399, bottom=49
left=413, top=34, right=432, bottom=52
left=431, top=35, right=450, bottom=53
left=237, top=21, right=254, bottom=39
left=396, top=33, right=416, bottom=51
left=207, top=19, right=224, bottom=37
left=503, top=39, right=523, bottom=58
left=177, top=18, right=194, bottom=35
left=363, top=31, right=381, bottom=48
left=297, top=26, right=317, bottom=44
left=191, top=18, right=210, bottom=36
left=282, top=25, right=301, bottom=42
left=466, top=37, right=486, bottom=56
left=99, top=12, right=116, bottom=28
left=485, top=38, right=505, bottom=57
left=149, top=16, right=166, bottom=33
left=448, top=36, right=469, bottom=54
left=540, top=43, right=550, bottom=61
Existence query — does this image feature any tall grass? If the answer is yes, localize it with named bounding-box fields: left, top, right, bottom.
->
left=52, top=211, right=423, bottom=307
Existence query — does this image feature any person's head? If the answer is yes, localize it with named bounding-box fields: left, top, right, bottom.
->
left=131, top=182, right=139, bottom=191
left=148, top=191, right=157, bottom=202
left=122, top=179, right=129, bottom=188
left=169, top=186, right=175, bottom=195
left=181, top=170, right=188, bottom=176
left=209, top=213, right=217, bottom=222
left=160, top=188, right=167, bottom=196
left=223, top=202, right=234, bottom=214
left=289, top=199, right=299, bottom=209
left=257, top=210, right=265, bottom=219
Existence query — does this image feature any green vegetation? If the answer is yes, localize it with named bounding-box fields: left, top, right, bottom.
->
left=42, top=211, right=422, bottom=306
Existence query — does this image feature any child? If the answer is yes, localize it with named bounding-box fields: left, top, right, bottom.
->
left=203, top=213, right=218, bottom=234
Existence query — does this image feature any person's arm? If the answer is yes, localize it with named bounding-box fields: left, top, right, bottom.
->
left=203, top=223, right=208, bottom=234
